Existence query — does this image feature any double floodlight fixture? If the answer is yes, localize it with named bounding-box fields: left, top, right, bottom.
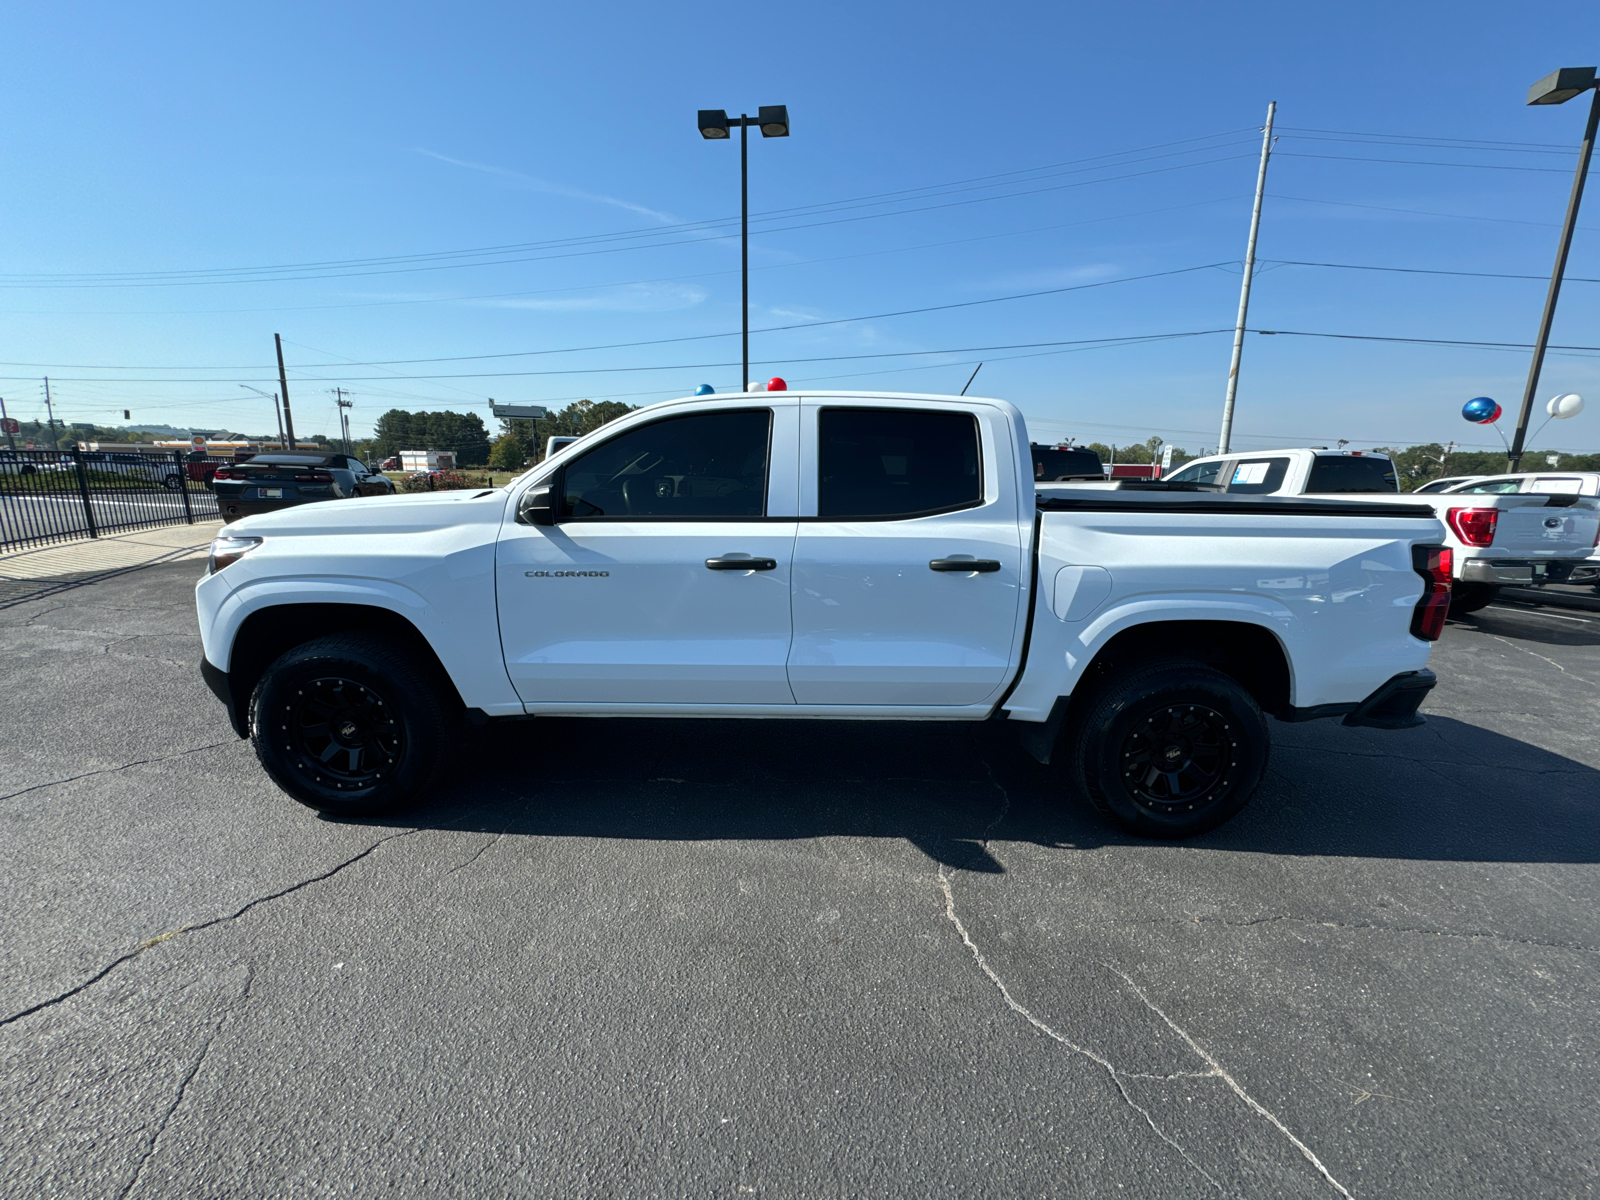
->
left=1528, top=66, right=1597, bottom=106
left=698, top=105, right=790, bottom=139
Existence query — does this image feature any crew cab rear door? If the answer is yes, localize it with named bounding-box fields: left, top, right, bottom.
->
left=496, top=399, right=800, bottom=706
left=787, top=400, right=1025, bottom=707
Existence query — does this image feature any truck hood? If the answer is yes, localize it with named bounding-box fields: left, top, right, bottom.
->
left=228, top=489, right=507, bottom=537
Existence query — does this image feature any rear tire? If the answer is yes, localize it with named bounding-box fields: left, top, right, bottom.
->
left=1448, top=582, right=1499, bottom=615
left=1065, top=660, right=1268, bottom=839
left=249, top=633, right=447, bottom=817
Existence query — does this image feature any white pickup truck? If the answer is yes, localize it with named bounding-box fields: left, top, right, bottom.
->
left=1166, top=448, right=1600, bottom=613
left=196, top=393, right=1452, bottom=838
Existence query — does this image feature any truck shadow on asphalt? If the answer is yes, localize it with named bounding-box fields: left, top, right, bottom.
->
left=1451, top=604, right=1600, bottom=647
left=360, top=711, right=1600, bottom=870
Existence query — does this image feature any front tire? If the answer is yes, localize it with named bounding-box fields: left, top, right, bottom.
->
left=249, top=633, right=447, bottom=817
left=1065, top=660, right=1268, bottom=839
left=1448, top=582, right=1499, bottom=615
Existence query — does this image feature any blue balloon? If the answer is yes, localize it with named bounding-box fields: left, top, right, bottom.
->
left=1462, top=396, right=1501, bottom=424
left=694, top=384, right=715, bottom=396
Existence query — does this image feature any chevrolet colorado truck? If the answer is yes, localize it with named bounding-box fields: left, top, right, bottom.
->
left=197, top=393, right=1451, bottom=838
left=1166, top=448, right=1600, bottom=614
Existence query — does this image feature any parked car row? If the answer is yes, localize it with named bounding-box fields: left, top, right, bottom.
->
left=214, top=452, right=395, bottom=522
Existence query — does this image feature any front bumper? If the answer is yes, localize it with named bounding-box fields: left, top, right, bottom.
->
left=1460, top=558, right=1585, bottom=585
left=201, top=657, right=248, bottom=739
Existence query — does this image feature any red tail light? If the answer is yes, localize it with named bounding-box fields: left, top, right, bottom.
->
left=212, top=466, right=238, bottom=481
left=293, top=471, right=333, bottom=482
left=1411, top=545, right=1453, bottom=641
left=1446, top=506, right=1498, bottom=547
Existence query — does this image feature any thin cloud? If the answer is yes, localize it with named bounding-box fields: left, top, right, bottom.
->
left=413, top=148, right=679, bottom=225
left=477, top=282, right=707, bottom=313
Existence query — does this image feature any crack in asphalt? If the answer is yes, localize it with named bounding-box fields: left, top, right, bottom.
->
left=1107, top=965, right=1355, bottom=1199
left=0, top=830, right=418, bottom=1029
left=444, top=831, right=506, bottom=876
left=0, top=740, right=236, bottom=805
left=1175, top=911, right=1599, bottom=955
left=1488, top=634, right=1598, bottom=688
left=115, top=965, right=254, bottom=1200
left=937, top=766, right=1356, bottom=1198
left=936, top=870, right=1228, bottom=1195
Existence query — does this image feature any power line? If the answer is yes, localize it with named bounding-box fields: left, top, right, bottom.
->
left=0, top=136, right=1258, bottom=290
left=1250, top=328, right=1600, bottom=354
left=0, top=262, right=1233, bottom=371
left=0, top=194, right=1249, bottom=319
left=1270, top=192, right=1596, bottom=231
left=1264, top=258, right=1600, bottom=284
left=1274, top=124, right=1572, bottom=151
left=1276, top=150, right=1587, bottom=174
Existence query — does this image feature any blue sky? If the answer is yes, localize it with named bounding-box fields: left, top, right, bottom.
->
left=3, top=0, right=1598, bottom=454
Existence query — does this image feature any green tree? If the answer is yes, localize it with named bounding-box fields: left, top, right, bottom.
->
left=488, top=435, right=526, bottom=471
left=500, top=399, right=639, bottom=463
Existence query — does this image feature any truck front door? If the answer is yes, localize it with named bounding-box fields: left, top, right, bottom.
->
left=496, top=402, right=800, bottom=706
left=787, top=402, right=1025, bottom=707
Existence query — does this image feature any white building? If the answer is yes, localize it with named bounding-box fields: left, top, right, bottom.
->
left=400, top=450, right=455, bottom=472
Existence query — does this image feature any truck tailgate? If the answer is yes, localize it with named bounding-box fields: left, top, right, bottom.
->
left=1472, top=495, right=1600, bottom=559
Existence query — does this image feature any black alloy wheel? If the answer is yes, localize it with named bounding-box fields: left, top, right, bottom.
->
left=1064, top=660, right=1268, bottom=839
left=250, top=633, right=448, bottom=817
left=284, top=677, right=404, bottom=790
left=1118, top=702, right=1237, bottom=813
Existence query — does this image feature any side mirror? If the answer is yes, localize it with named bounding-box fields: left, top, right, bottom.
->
left=517, top=483, right=557, bottom=526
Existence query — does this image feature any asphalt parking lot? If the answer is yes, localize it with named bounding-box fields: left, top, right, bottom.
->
left=2, top=562, right=1597, bottom=1198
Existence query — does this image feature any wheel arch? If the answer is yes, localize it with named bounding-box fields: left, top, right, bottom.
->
left=1076, top=618, right=1292, bottom=718
left=223, top=603, right=466, bottom=736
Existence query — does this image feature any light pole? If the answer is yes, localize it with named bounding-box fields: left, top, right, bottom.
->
left=239, top=384, right=286, bottom=448
left=1508, top=66, right=1599, bottom=471
left=698, top=105, right=790, bottom=392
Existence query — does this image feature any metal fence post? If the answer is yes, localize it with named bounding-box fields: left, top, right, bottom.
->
left=71, top=446, right=98, bottom=538
left=174, top=450, right=195, bottom=524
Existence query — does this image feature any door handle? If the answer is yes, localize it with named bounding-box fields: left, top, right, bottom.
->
left=706, top=557, right=778, bottom=571
left=929, top=558, right=1002, bottom=573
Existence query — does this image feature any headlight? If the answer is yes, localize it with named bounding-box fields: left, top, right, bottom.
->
left=207, top=535, right=263, bottom=574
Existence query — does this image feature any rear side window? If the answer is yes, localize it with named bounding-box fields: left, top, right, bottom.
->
left=818, top=408, right=981, bottom=519
left=1167, top=459, right=1224, bottom=486
left=1225, top=457, right=1290, bottom=494
left=1306, top=456, right=1398, bottom=493
left=1451, top=478, right=1523, bottom=494
left=1529, top=477, right=1583, bottom=495
left=1032, top=445, right=1102, bottom=480
left=560, top=408, right=770, bottom=519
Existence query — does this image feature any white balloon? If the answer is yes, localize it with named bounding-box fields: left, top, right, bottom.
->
left=1546, top=393, right=1584, bottom=419
left=746, top=381, right=766, bottom=392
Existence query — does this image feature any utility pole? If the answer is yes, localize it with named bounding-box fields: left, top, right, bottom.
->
left=43, top=376, right=61, bottom=448
left=274, top=334, right=298, bottom=449
left=0, top=395, right=13, bottom=450
left=332, top=388, right=354, bottom=454
left=1218, top=101, right=1277, bottom=455
left=1508, top=77, right=1600, bottom=470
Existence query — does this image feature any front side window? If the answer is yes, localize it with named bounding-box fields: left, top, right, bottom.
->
left=1167, top=459, right=1224, bottom=486
left=560, top=408, right=770, bottom=519
left=1451, top=478, right=1523, bottom=494
left=818, top=408, right=981, bottom=520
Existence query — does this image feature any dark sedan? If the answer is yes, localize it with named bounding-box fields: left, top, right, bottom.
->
left=213, top=453, right=395, bottom=523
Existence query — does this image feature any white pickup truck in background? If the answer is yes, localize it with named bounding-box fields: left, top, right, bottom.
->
left=1166, top=447, right=1600, bottom=613
left=196, top=393, right=1453, bottom=838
